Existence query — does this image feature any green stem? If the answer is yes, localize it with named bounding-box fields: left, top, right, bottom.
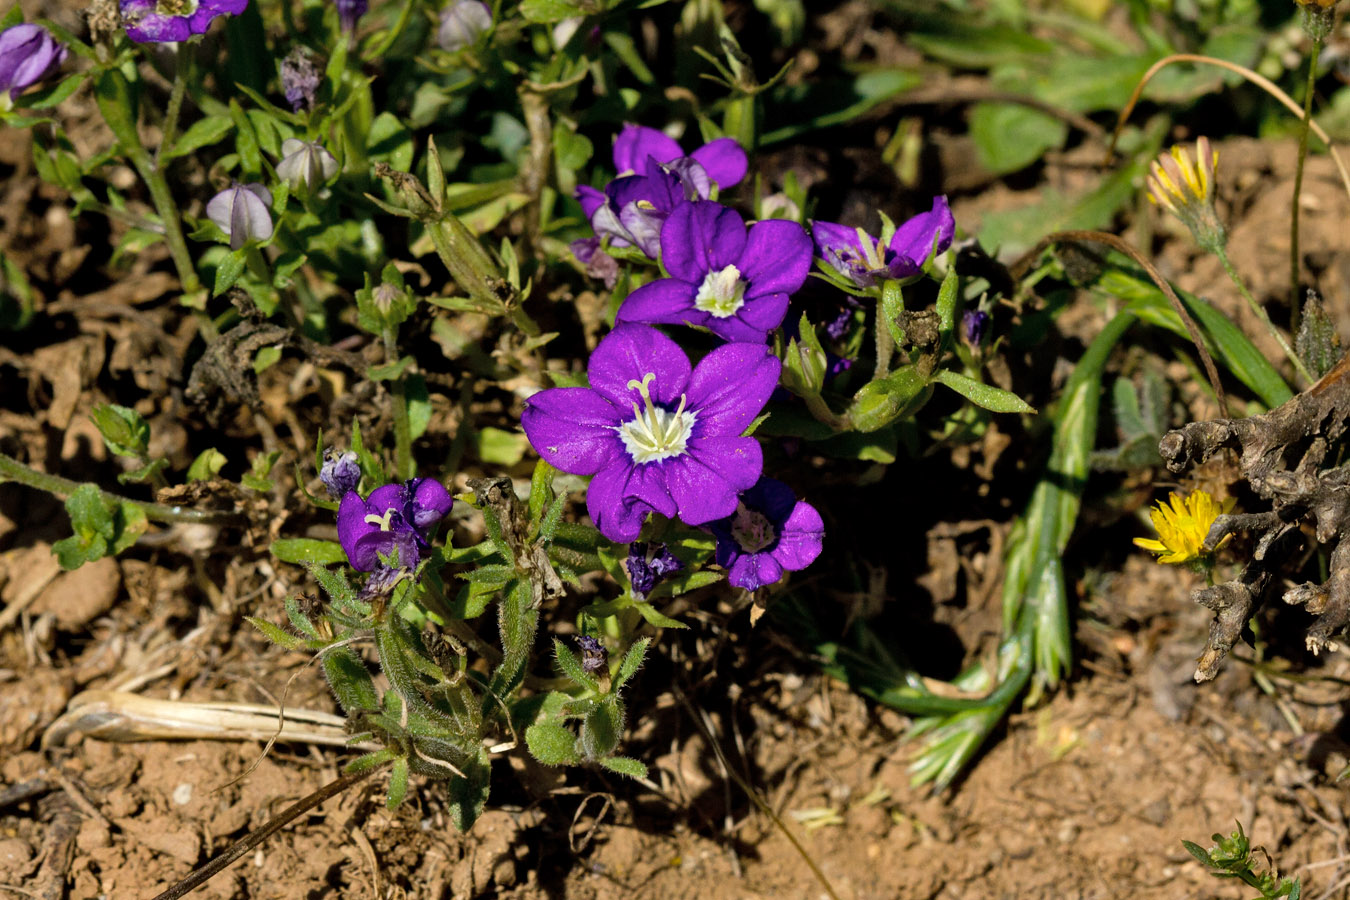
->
left=383, top=325, right=413, bottom=481
left=1290, top=36, right=1321, bottom=335
left=873, top=305, right=894, bottom=380
left=0, top=452, right=241, bottom=526
left=156, top=43, right=192, bottom=168
left=1216, top=247, right=1314, bottom=386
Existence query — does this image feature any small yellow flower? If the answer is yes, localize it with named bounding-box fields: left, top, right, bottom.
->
left=1146, top=137, right=1226, bottom=252
left=1133, top=489, right=1233, bottom=565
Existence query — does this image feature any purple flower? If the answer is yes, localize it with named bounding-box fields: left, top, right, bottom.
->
left=962, top=309, right=990, bottom=347
left=0, top=24, right=67, bottom=102
left=575, top=635, right=606, bottom=673
left=615, top=201, right=812, bottom=343
left=521, top=324, right=779, bottom=542
left=709, top=477, right=824, bottom=591
left=206, top=182, right=273, bottom=250
left=612, top=124, right=747, bottom=189
left=625, top=541, right=683, bottom=598
left=811, top=196, right=955, bottom=289
left=438, top=0, right=491, bottom=51
left=280, top=48, right=320, bottom=112
left=571, top=237, right=620, bottom=288
left=581, top=162, right=712, bottom=259
left=336, top=478, right=454, bottom=572
left=120, top=0, right=248, bottom=43
left=335, top=0, right=367, bottom=32
left=320, top=448, right=360, bottom=499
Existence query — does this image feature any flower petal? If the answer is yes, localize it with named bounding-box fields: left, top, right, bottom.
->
left=337, top=491, right=372, bottom=567
left=810, top=220, right=868, bottom=262
left=586, top=460, right=654, bottom=542
left=613, top=124, right=682, bottom=175
left=666, top=435, right=762, bottom=525
left=887, top=195, right=955, bottom=276
left=689, top=137, right=748, bottom=189
left=410, top=479, right=454, bottom=529
left=586, top=324, right=691, bottom=411
left=739, top=219, right=813, bottom=297
left=614, top=279, right=699, bottom=327
left=709, top=292, right=788, bottom=342
left=522, top=387, right=622, bottom=475
left=660, top=201, right=746, bottom=284
left=728, top=551, right=783, bottom=591
left=742, top=477, right=798, bottom=524
left=576, top=184, right=606, bottom=220
left=685, top=342, right=781, bottom=436
left=772, top=500, right=824, bottom=571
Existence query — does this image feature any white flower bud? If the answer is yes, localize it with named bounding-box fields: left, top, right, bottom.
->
left=275, top=138, right=338, bottom=192
left=206, top=182, right=273, bottom=250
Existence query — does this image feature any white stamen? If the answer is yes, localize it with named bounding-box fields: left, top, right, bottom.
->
left=616, top=372, right=696, bottom=464
left=693, top=264, right=747, bottom=318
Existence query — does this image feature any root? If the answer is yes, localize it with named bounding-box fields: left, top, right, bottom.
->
left=1159, top=353, right=1350, bottom=680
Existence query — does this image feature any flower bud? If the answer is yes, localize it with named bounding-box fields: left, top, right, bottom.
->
left=962, top=309, right=990, bottom=347
left=320, top=448, right=360, bottom=499
left=0, top=24, right=67, bottom=108
left=276, top=138, right=338, bottom=191
left=1146, top=137, right=1226, bottom=253
left=335, top=0, right=367, bottom=32
left=437, top=0, right=491, bottom=51
left=575, top=635, right=607, bottom=673
left=206, top=182, right=273, bottom=250
left=279, top=48, right=320, bottom=112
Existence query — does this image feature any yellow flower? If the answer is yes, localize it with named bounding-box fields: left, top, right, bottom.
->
left=1133, top=489, right=1232, bottom=565
left=1146, top=137, right=1226, bottom=252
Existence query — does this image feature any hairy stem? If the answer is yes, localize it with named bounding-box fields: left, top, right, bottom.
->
left=1215, top=246, right=1313, bottom=386
left=383, top=323, right=413, bottom=481
left=155, top=42, right=191, bottom=168
left=0, top=452, right=241, bottom=526
left=1290, top=37, right=1321, bottom=336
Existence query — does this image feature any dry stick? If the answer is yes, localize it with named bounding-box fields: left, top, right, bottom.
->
left=1106, top=53, right=1350, bottom=205
left=148, top=764, right=387, bottom=900
left=1010, top=229, right=1228, bottom=419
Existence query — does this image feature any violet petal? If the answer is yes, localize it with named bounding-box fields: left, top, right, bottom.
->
left=613, top=124, right=681, bottom=175
left=660, top=202, right=746, bottom=284
left=522, top=387, right=623, bottom=475
left=683, top=342, right=781, bottom=435
left=738, top=220, right=812, bottom=296
left=688, top=137, right=748, bottom=189
left=585, top=325, right=690, bottom=412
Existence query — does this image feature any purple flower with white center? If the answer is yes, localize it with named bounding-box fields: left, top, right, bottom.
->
left=320, top=448, right=360, bottom=499
left=438, top=0, right=491, bottom=51
left=709, top=477, right=824, bottom=592
left=615, top=201, right=813, bottom=343
left=962, top=309, right=990, bottom=347
left=335, top=0, right=366, bottom=32
left=337, top=478, right=454, bottom=572
left=576, top=635, right=606, bottom=673
left=521, top=324, right=780, bottom=542
left=625, top=541, right=683, bottom=598
left=0, top=25, right=66, bottom=104
left=280, top=48, right=320, bottom=112
left=811, top=196, right=955, bottom=289
left=119, top=0, right=248, bottom=43
left=206, top=182, right=273, bottom=250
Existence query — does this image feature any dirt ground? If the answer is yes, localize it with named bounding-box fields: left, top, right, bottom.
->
left=10, top=6, right=1350, bottom=900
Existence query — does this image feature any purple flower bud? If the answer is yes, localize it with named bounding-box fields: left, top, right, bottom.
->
left=335, top=0, right=367, bottom=32
left=437, top=0, right=491, bottom=51
left=276, top=138, right=338, bottom=191
left=280, top=49, right=320, bottom=112
left=575, top=635, right=607, bottom=673
left=962, top=309, right=990, bottom=347
left=320, top=448, right=360, bottom=499
left=119, top=0, right=248, bottom=44
left=625, top=541, right=683, bottom=598
left=0, top=24, right=67, bottom=103
left=206, top=182, right=273, bottom=251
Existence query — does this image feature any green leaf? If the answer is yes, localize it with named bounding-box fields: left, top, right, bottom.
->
left=519, top=0, right=582, bottom=22
left=553, top=638, right=600, bottom=693
left=525, top=721, right=580, bottom=765
left=613, top=637, right=650, bottom=691
left=213, top=249, right=247, bottom=296
left=475, top=427, right=529, bottom=466
left=934, top=370, right=1036, bottom=414
left=1297, top=292, right=1340, bottom=380
left=271, top=538, right=348, bottom=565
left=245, top=615, right=307, bottom=650
left=228, top=99, right=261, bottom=176
left=633, top=602, right=687, bottom=629
left=847, top=365, right=931, bottom=433
left=53, top=484, right=116, bottom=569
left=386, top=757, right=409, bottom=810
left=117, top=458, right=169, bottom=485
left=323, top=646, right=380, bottom=713
left=90, top=404, right=149, bottom=458
left=253, top=345, right=282, bottom=374
left=367, top=111, right=413, bottom=171
left=164, top=115, right=234, bottom=160
left=970, top=102, right=1067, bottom=175
left=407, top=374, right=431, bottom=441
left=446, top=748, right=491, bottom=832
left=186, top=448, right=227, bottom=482
left=1181, top=840, right=1213, bottom=866
left=598, top=756, right=649, bottom=779
left=580, top=700, right=622, bottom=759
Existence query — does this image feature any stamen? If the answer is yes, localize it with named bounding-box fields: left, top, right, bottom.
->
left=364, top=509, right=396, bottom=531
left=617, top=371, right=697, bottom=464
left=731, top=504, right=776, bottom=553
left=693, top=264, right=747, bottom=318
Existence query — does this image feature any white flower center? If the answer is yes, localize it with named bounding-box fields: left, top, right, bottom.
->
left=616, top=372, right=696, bottom=464
left=731, top=503, right=775, bottom=553
left=693, top=264, right=747, bottom=318
left=156, top=0, right=198, bottom=15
